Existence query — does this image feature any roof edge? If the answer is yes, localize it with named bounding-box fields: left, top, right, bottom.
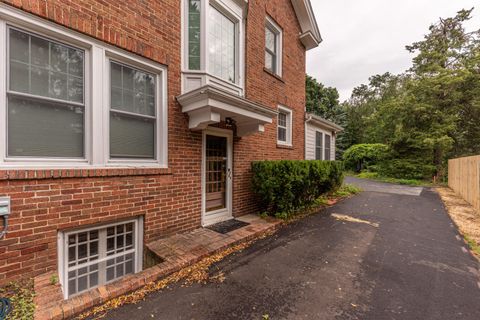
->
left=306, top=113, right=343, bottom=132
left=291, top=0, right=322, bottom=49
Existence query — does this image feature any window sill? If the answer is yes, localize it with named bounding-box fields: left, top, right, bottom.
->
left=0, top=167, right=172, bottom=181
left=276, top=143, right=293, bottom=150
left=264, top=68, right=285, bottom=83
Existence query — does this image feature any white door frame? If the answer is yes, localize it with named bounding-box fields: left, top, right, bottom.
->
left=201, top=127, right=233, bottom=226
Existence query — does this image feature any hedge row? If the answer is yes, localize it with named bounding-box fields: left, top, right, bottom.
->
left=251, top=160, right=344, bottom=216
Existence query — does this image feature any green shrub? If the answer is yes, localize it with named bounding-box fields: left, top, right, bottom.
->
left=251, top=160, right=344, bottom=216
left=376, top=159, right=436, bottom=180
left=343, top=144, right=389, bottom=172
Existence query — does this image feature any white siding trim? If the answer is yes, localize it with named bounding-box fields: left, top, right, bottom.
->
left=305, top=122, right=336, bottom=160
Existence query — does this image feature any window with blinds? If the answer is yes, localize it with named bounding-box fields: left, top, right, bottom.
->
left=109, top=61, right=157, bottom=159
left=7, top=28, right=85, bottom=158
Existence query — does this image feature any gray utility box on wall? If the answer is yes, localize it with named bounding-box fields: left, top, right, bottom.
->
left=0, top=197, right=10, bottom=216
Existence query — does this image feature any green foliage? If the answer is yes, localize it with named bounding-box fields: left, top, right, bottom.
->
left=306, top=75, right=342, bottom=121
left=0, top=280, right=35, bottom=320
left=464, top=235, right=480, bottom=256
left=331, top=184, right=362, bottom=197
left=343, top=144, right=389, bottom=172
left=376, top=159, right=437, bottom=180
left=251, top=160, right=344, bottom=216
left=357, top=171, right=433, bottom=187
left=50, top=274, right=58, bottom=285
left=332, top=9, right=480, bottom=180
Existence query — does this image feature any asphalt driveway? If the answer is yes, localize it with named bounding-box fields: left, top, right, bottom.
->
left=100, top=177, right=480, bottom=320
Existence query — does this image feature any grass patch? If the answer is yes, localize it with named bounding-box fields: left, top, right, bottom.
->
left=268, top=184, right=361, bottom=222
left=353, top=171, right=434, bottom=187
left=465, top=235, right=480, bottom=257
left=332, top=184, right=362, bottom=197
left=0, top=279, right=35, bottom=320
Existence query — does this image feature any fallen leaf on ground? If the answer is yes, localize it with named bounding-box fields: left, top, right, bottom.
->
left=331, top=214, right=379, bottom=228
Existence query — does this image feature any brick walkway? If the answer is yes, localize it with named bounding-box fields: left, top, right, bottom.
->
left=34, top=215, right=281, bottom=320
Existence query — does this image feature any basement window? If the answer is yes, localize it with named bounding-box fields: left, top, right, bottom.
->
left=59, top=218, right=143, bottom=299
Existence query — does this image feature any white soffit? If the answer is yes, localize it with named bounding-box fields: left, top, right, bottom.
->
left=290, top=0, right=322, bottom=50
left=177, top=85, right=277, bottom=137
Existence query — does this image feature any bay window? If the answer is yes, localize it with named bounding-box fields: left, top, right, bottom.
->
left=208, top=5, right=236, bottom=83
left=182, top=0, right=244, bottom=95
left=0, top=12, right=168, bottom=167
left=188, top=0, right=201, bottom=70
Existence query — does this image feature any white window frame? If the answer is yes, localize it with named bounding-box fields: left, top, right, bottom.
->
left=0, top=5, right=168, bottom=168
left=265, top=16, right=283, bottom=77
left=315, top=131, right=323, bottom=160
left=277, top=105, right=292, bottom=146
left=104, top=52, right=167, bottom=166
left=57, top=217, right=144, bottom=299
left=181, top=0, right=245, bottom=95
left=324, top=133, right=332, bottom=161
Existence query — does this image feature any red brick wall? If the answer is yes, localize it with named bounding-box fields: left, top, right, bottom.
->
left=232, top=0, right=306, bottom=216
left=0, top=0, right=308, bottom=285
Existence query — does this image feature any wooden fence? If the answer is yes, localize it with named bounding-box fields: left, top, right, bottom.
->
left=448, top=155, right=480, bottom=213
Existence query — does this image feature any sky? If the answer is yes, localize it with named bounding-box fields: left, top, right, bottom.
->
left=306, top=0, right=480, bottom=101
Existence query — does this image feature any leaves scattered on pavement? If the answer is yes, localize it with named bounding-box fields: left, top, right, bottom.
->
left=77, top=232, right=273, bottom=320
left=331, top=213, right=379, bottom=228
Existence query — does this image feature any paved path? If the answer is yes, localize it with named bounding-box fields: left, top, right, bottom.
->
left=101, top=178, right=480, bottom=320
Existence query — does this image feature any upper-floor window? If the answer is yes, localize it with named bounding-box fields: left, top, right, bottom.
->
left=265, top=17, right=282, bottom=77
left=183, top=0, right=244, bottom=94
left=208, top=5, right=236, bottom=83
left=277, top=106, right=292, bottom=145
left=0, top=13, right=168, bottom=168
left=7, top=28, right=85, bottom=158
left=188, top=0, right=201, bottom=70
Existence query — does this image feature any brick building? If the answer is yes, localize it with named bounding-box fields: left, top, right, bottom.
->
left=0, top=0, right=321, bottom=299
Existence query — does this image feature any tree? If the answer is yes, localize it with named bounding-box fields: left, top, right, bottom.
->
left=305, top=75, right=341, bottom=121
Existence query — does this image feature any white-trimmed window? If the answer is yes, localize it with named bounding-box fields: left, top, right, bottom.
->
left=0, top=8, right=168, bottom=168
left=315, top=131, right=323, bottom=160
left=109, top=61, right=157, bottom=160
left=182, top=0, right=245, bottom=94
left=265, top=17, right=282, bottom=76
left=208, top=5, right=236, bottom=83
left=277, top=106, right=292, bottom=145
left=7, top=27, right=86, bottom=159
left=59, top=218, right=143, bottom=299
left=324, top=134, right=331, bottom=160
